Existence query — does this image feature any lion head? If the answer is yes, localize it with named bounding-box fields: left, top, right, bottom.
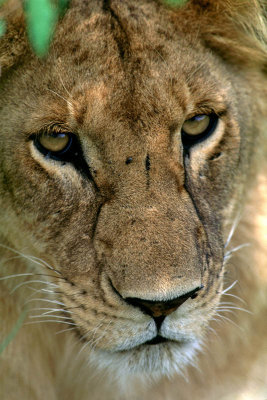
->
left=0, top=0, right=266, bottom=384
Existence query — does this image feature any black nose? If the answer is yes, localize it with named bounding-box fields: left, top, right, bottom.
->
left=125, top=286, right=203, bottom=319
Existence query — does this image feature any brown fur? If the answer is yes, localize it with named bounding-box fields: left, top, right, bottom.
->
left=0, top=0, right=266, bottom=399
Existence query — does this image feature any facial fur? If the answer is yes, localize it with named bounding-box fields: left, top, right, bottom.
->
left=0, top=0, right=266, bottom=392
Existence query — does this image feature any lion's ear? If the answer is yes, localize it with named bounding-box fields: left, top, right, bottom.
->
left=187, top=0, right=267, bottom=71
left=0, top=0, right=28, bottom=75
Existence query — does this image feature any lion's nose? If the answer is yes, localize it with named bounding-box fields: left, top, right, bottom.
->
left=125, top=286, right=203, bottom=319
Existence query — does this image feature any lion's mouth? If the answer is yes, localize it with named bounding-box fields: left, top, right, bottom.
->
left=144, top=335, right=169, bottom=345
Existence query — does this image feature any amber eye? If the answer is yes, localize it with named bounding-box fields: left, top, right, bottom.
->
left=181, top=113, right=218, bottom=147
left=38, top=132, right=71, bottom=153
left=32, top=130, right=94, bottom=180
left=33, top=131, right=75, bottom=161
left=182, top=115, right=210, bottom=136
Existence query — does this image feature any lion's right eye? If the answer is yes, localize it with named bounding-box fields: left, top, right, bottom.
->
left=181, top=113, right=219, bottom=148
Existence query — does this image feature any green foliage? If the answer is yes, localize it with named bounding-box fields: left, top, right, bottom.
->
left=164, top=0, right=188, bottom=5
left=24, top=0, right=58, bottom=57
left=58, top=0, right=70, bottom=17
left=0, top=309, right=27, bottom=355
left=0, top=18, right=5, bottom=36
left=24, top=0, right=71, bottom=57
left=0, top=0, right=70, bottom=57
left=0, top=0, right=188, bottom=56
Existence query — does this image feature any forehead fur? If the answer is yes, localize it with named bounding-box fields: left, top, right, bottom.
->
left=0, top=0, right=266, bottom=75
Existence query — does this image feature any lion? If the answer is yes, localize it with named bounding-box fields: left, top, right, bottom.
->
left=0, top=0, right=266, bottom=399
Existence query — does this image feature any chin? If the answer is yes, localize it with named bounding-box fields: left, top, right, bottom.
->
left=87, top=339, right=202, bottom=388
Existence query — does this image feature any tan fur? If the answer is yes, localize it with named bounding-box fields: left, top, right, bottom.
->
left=0, top=0, right=266, bottom=399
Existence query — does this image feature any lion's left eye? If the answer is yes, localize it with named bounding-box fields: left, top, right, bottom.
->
left=181, top=114, right=218, bottom=147
left=38, top=132, right=71, bottom=153
left=33, top=131, right=77, bottom=161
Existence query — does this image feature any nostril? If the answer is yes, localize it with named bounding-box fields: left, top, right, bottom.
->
left=125, top=285, right=204, bottom=319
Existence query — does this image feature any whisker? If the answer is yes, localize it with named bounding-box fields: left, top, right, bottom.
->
left=11, top=280, right=59, bottom=294
left=56, top=327, right=77, bottom=335
left=29, top=314, right=73, bottom=320
left=224, top=213, right=242, bottom=249
left=0, top=272, right=65, bottom=281
left=24, top=320, right=76, bottom=326
left=213, top=313, right=242, bottom=330
left=215, top=309, right=236, bottom=315
left=47, top=88, right=73, bottom=108
left=220, top=292, right=246, bottom=304
left=40, top=288, right=60, bottom=294
left=29, top=307, right=72, bottom=315
left=216, top=306, right=252, bottom=314
left=24, top=298, right=65, bottom=307
left=1, top=255, right=26, bottom=264
left=221, top=280, right=238, bottom=294
left=27, top=255, right=62, bottom=275
left=0, top=273, right=34, bottom=280
left=0, top=244, right=61, bottom=275
left=224, top=243, right=250, bottom=262
left=58, top=73, right=73, bottom=99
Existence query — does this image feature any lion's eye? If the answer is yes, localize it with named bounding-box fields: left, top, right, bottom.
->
left=181, top=114, right=218, bottom=147
left=33, top=131, right=77, bottom=161
left=38, top=132, right=71, bottom=153
left=32, top=130, right=94, bottom=180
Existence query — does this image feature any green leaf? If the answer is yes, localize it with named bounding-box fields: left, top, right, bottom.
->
left=24, top=0, right=58, bottom=57
left=0, top=309, right=27, bottom=355
left=164, top=0, right=188, bottom=6
left=58, top=0, right=70, bottom=17
left=0, top=0, right=7, bottom=6
left=0, top=18, right=6, bottom=37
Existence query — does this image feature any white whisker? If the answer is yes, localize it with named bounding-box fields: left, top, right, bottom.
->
left=47, top=88, right=73, bottom=108
left=24, top=298, right=65, bottom=307
left=220, top=292, right=246, bottom=304
left=221, top=280, right=238, bottom=294
left=219, top=301, right=236, bottom=306
left=24, top=320, right=76, bottom=326
left=224, top=243, right=250, bottom=262
left=27, top=255, right=61, bottom=275
left=216, top=306, right=252, bottom=314
left=11, top=280, right=59, bottom=294
left=213, top=313, right=242, bottom=330
left=40, top=288, right=59, bottom=294
left=0, top=273, right=34, bottom=280
left=58, top=73, right=73, bottom=99
left=224, top=213, right=242, bottom=249
left=29, top=307, right=72, bottom=315
left=56, top=327, right=77, bottom=335
left=29, top=314, right=73, bottom=320
left=216, top=309, right=236, bottom=314
left=0, top=244, right=60, bottom=275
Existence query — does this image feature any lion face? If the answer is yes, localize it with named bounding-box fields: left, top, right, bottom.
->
left=0, top=0, right=264, bottom=380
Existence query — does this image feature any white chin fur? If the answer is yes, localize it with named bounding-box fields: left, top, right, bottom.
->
left=86, top=340, right=202, bottom=390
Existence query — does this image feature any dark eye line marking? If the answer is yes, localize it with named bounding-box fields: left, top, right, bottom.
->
left=30, top=130, right=100, bottom=191
left=145, top=154, right=150, bottom=189
left=145, top=154, right=150, bottom=171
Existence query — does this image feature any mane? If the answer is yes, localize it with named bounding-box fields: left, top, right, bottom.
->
left=171, top=0, right=267, bottom=70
